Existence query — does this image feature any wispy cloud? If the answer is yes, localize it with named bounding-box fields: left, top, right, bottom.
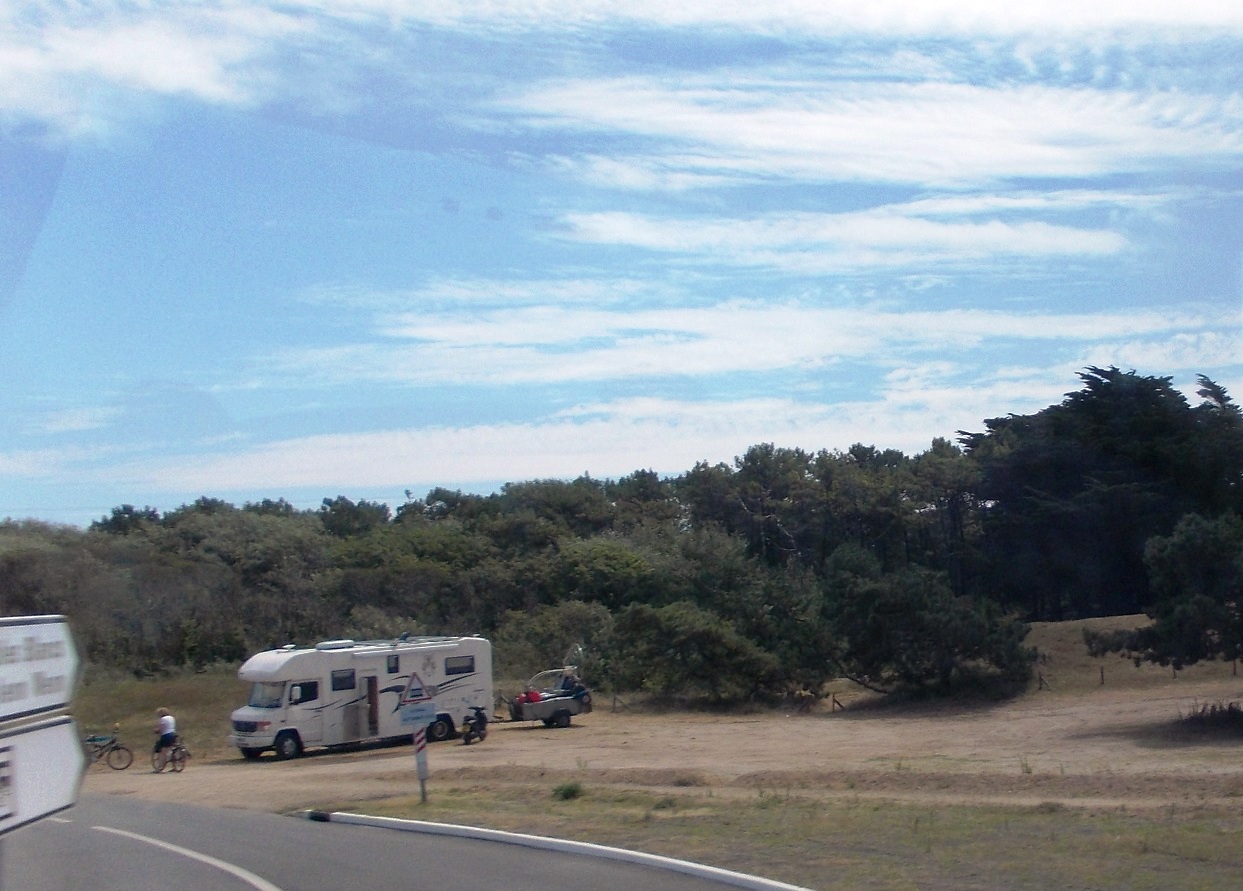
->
left=300, top=1, right=1243, bottom=38
left=30, top=407, right=121, bottom=435
left=264, top=297, right=1210, bottom=387
left=127, top=390, right=1012, bottom=494
left=7, top=2, right=1242, bottom=146
left=2, top=1, right=1240, bottom=526
left=0, top=4, right=305, bottom=138
left=558, top=210, right=1127, bottom=271
left=512, top=79, right=1243, bottom=188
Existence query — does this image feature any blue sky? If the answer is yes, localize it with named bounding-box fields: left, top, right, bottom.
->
left=2, top=2, right=1242, bottom=527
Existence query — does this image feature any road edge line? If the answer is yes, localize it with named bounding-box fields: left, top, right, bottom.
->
left=301, top=810, right=811, bottom=891
left=94, top=825, right=285, bottom=891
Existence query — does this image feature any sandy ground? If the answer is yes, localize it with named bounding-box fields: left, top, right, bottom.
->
left=84, top=675, right=1243, bottom=815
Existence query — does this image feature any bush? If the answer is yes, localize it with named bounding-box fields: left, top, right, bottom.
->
left=552, top=781, right=583, bottom=800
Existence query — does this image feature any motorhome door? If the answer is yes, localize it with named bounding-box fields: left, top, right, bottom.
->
left=288, top=679, right=323, bottom=743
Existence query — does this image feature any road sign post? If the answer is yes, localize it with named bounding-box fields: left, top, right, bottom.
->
left=399, top=672, right=437, bottom=803
left=412, top=727, right=429, bottom=802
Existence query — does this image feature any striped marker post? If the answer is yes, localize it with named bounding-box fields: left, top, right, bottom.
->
left=413, top=727, right=428, bottom=803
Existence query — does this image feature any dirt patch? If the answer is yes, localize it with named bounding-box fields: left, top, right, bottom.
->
left=85, top=675, right=1243, bottom=815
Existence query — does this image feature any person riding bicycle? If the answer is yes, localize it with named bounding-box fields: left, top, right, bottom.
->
left=152, top=707, right=177, bottom=764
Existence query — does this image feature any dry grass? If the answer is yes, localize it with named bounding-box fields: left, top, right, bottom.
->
left=77, top=617, right=1243, bottom=891
left=321, top=777, right=1243, bottom=891
left=74, top=664, right=245, bottom=760
left=1026, top=615, right=1240, bottom=694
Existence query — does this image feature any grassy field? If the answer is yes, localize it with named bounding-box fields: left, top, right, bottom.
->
left=328, top=784, right=1243, bottom=891
left=74, top=666, right=246, bottom=760
left=75, top=620, right=1243, bottom=891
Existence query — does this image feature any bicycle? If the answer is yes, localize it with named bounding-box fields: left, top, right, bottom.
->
left=83, top=724, right=134, bottom=770
left=152, top=735, right=190, bottom=773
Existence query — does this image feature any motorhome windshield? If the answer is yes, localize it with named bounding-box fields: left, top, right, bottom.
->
left=248, top=681, right=285, bottom=709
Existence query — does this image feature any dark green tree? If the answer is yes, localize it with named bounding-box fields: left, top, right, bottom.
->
left=908, top=438, right=981, bottom=597
left=963, top=367, right=1216, bottom=619
left=492, top=600, right=614, bottom=681
left=609, top=601, right=780, bottom=703
left=1086, top=512, right=1243, bottom=668
left=823, top=545, right=1032, bottom=695
left=90, top=504, right=161, bottom=535
left=1188, top=376, right=1243, bottom=515
left=605, top=469, right=681, bottom=531
left=318, top=496, right=391, bottom=537
left=496, top=477, right=613, bottom=539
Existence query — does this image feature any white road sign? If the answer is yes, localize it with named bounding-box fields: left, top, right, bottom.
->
left=0, top=715, right=86, bottom=837
left=400, top=701, right=438, bottom=727
left=400, top=671, right=437, bottom=705
left=400, top=672, right=438, bottom=726
left=0, top=615, right=80, bottom=723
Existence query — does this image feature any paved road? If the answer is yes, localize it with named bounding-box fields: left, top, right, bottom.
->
left=2, top=795, right=771, bottom=891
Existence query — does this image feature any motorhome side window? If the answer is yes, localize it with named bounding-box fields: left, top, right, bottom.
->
left=444, top=655, right=474, bottom=675
left=289, top=680, right=319, bottom=704
left=387, top=655, right=399, bottom=674
left=331, top=669, right=356, bottom=691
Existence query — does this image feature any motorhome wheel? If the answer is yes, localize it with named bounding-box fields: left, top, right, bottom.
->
left=273, top=731, right=302, bottom=760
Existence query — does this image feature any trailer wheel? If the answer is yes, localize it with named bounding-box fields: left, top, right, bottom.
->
left=273, top=731, right=302, bottom=760
left=553, top=711, right=572, bottom=728
left=427, top=716, right=453, bottom=742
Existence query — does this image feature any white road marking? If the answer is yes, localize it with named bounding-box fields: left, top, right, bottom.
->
left=93, top=825, right=285, bottom=891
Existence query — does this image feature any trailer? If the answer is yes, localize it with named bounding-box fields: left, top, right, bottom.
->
left=228, top=635, right=491, bottom=760
left=508, top=667, right=593, bottom=728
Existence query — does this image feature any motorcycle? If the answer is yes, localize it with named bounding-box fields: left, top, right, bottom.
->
left=460, top=705, right=488, bottom=745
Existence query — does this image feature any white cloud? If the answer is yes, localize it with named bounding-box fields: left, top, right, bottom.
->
left=6, top=2, right=1242, bottom=147
left=558, top=209, right=1128, bottom=269
left=299, top=1, right=1243, bottom=37
left=30, top=406, right=121, bottom=435
left=0, top=445, right=114, bottom=479
left=265, top=299, right=1210, bottom=388
left=0, top=3, right=305, bottom=137
left=302, top=277, right=670, bottom=312
left=1078, top=330, right=1243, bottom=375
left=127, top=392, right=985, bottom=494
left=513, top=79, right=1243, bottom=188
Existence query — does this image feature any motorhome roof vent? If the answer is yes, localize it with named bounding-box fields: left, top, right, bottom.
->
left=315, top=639, right=355, bottom=650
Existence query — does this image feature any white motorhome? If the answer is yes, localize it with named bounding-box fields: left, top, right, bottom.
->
left=228, top=635, right=491, bottom=760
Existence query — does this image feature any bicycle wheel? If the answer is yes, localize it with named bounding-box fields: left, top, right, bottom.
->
left=151, top=750, right=166, bottom=773
left=170, top=747, right=187, bottom=772
left=105, top=745, right=133, bottom=770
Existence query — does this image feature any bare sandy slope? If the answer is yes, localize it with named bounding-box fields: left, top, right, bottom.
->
left=84, top=675, right=1243, bottom=814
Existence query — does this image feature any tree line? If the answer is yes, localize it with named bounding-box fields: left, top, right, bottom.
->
left=2, top=367, right=1240, bottom=703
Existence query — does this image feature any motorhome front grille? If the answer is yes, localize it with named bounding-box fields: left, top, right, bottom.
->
left=232, top=720, right=259, bottom=733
